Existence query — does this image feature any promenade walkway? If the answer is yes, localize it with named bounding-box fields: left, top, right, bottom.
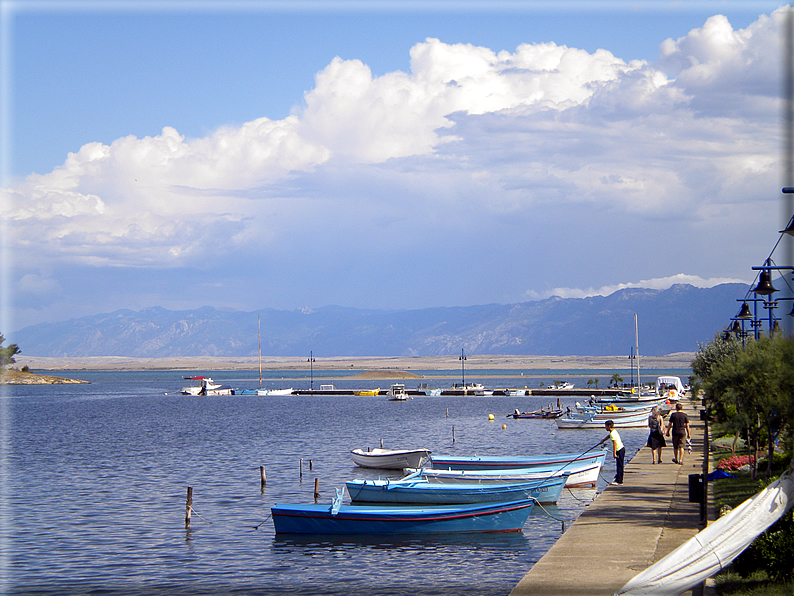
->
left=511, top=400, right=710, bottom=596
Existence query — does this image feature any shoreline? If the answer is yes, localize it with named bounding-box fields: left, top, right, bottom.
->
left=16, top=353, right=695, bottom=373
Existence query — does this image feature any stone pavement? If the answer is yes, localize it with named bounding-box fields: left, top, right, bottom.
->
left=511, top=400, right=711, bottom=596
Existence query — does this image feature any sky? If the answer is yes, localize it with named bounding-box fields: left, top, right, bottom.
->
left=2, top=0, right=793, bottom=333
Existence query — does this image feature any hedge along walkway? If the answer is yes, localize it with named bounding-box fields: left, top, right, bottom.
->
left=510, top=400, right=709, bottom=596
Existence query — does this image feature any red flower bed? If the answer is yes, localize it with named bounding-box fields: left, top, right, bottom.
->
left=717, top=455, right=755, bottom=471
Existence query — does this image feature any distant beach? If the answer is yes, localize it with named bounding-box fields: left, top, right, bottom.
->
left=17, top=353, right=695, bottom=377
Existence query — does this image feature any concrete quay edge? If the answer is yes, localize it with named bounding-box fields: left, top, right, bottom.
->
left=511, top=400, right=710, bottom=596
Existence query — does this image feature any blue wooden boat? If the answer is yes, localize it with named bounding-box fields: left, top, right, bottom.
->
left=430, top=450, right=605, bottom=472
left=270, top=497, right=536, bottom=535
left=408, top=456, right=604, bottom=488
left=345, top=472, right=567, bottom=505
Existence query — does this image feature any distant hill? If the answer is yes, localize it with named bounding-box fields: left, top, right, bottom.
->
left=11, top=283, right=747, bottom=358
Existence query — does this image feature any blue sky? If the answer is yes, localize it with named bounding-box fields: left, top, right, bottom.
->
left=2, top=1, right=792, bottom=334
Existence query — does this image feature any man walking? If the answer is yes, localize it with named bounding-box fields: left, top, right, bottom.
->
left=666, top=402, right=691, bottom=464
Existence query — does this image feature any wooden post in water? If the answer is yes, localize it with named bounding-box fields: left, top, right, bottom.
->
left=446, top=407, right=449, bottom=419
left=380, top=438, right=384, bottom=449
left=260, top=466, right=267, bottom=487
left=185, top=487, right=193, bottom=527
left=452, top=425, right=456, bottom=444
left=314, top=478, right=320, bottom=503
left=299, top=458, right=303, bottom=479
left=309, top=459, right=313, bottom=471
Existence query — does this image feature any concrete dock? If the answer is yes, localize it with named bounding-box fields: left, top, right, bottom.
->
left=511, top=400, right=710, bottom=596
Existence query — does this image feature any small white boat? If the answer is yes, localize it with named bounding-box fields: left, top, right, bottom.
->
left=351, top=447, right=432, bottom=469
left=548, top=381, right=575, bottom=390
left=656, top=376, right=686, bottom=400
left=180, top=376, right=234, bottom=396
left=387, top=383, right=408, bottom=401
left=255, top=388, right=294, bottom=396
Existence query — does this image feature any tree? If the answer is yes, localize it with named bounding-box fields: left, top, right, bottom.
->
left=0, top=334, right=21, bottom=367
left=610, top=373, right=623, bottom=388
left=693, top=334, right=793, bottom=481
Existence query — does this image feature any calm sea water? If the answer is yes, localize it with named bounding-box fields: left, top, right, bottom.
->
left=2, top=368, right=682, bottom=595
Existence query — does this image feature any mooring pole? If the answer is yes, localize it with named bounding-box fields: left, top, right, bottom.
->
left=185, top=487, right=193, bottom=527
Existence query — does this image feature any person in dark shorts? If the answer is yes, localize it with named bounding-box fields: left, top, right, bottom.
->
left=600, top=420, right=625, bottom=485
left=666, top=403, right=690, bottom=464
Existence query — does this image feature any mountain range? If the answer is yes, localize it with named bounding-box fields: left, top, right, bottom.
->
left=9, top=283, right=749, bottom=358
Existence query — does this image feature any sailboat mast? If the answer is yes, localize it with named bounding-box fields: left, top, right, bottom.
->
left=634, top=313, right=641, bottom=391
left=258, top=315, right=262, bottom=390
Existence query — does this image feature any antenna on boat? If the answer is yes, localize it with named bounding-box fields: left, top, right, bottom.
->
left=634, top=313, right=641, bottom=392
left=258, top=315, right=262, bottom=390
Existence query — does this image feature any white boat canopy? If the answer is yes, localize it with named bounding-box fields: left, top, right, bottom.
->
left=615, top=462, right=794, bottom=596
left=656, top=376, right=685, bottom=394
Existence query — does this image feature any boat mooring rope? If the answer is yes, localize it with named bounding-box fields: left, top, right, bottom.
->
left=253, top=513, right=273, bottom=530
left=532, top=498, right=571, bottom=532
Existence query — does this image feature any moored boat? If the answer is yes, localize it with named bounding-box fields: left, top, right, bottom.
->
left=180, top=376, right=234, bottom=396
left=387, top=383, right=408, bottom=401
left=256, top=387, right=294, bottom=396
left=351, top=447, right=432, bottom=469
left=556, top=411, right=650, bottom=429
left=346, top=473, right=567, bottom=505
left=410, top=457, right=604, bottom=488
left=508, top=407, right=564, bottom=419
left=430, top=450, right=605, bottom=472
left=271, top=498, right=536, bottom=535
left=354, top=388, right=380, bottom=396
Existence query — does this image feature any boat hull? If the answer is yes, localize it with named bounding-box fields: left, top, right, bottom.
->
left=351, top=448, right=431, bottom=469
left=410, top=459, right=603, bottom=488
left=346, top=475, right=566, bottom=505
left=271, top=500, right=535, bottom=534
left=255, top=388, right=294, bottom=396
left=430, top=451, right=605, bottom=472
left=555, top=414, right=649, bottom=429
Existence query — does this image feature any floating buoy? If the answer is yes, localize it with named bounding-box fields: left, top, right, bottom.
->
left=502, top=424, right=507, bottom=430
left=488, top=414, right=495, bottom=421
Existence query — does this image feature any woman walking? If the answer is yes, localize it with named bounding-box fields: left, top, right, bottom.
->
left=647, top=405, right=666, bottom=464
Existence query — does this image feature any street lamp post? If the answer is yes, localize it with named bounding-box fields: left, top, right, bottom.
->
left=460, top=349, right=466, bottom=388
left=308, top=351, right=315, bottom=392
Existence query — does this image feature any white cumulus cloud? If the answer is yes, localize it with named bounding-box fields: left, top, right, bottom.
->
left=3, top=7, right=789, bottom=318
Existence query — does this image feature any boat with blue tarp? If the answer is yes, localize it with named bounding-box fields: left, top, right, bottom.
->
left=345, top=471, right=568, bottom=504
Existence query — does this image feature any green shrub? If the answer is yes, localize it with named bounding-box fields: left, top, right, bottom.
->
left=730, top=511, right=794, bottom=583
left=757, top=452, right=792, bottom=475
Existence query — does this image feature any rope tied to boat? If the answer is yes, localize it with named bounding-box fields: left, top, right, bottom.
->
left=253, top=513, right=272, bottom=530
left=532, top=498, right=572, bottom=533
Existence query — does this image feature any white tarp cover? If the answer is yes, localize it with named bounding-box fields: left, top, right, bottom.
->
left=656, top=376, right=685, bottom=394
left=615, top=463, right=794, bottom=596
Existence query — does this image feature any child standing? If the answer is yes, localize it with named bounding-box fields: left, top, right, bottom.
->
left=600, top=420, right=625, bottom=485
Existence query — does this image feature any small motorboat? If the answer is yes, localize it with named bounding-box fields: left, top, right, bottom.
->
left=346, top=472, right=567, bottom=505
left=387, top=383, right=408, bottom=401
left=271, top=494, right=535, bottom=535
left=350, top=447, right=432, bottom=469
left=180, top=376, right=234, bottom=396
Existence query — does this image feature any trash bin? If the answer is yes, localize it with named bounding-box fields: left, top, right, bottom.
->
left=689, top=473, right=704, bottom=503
